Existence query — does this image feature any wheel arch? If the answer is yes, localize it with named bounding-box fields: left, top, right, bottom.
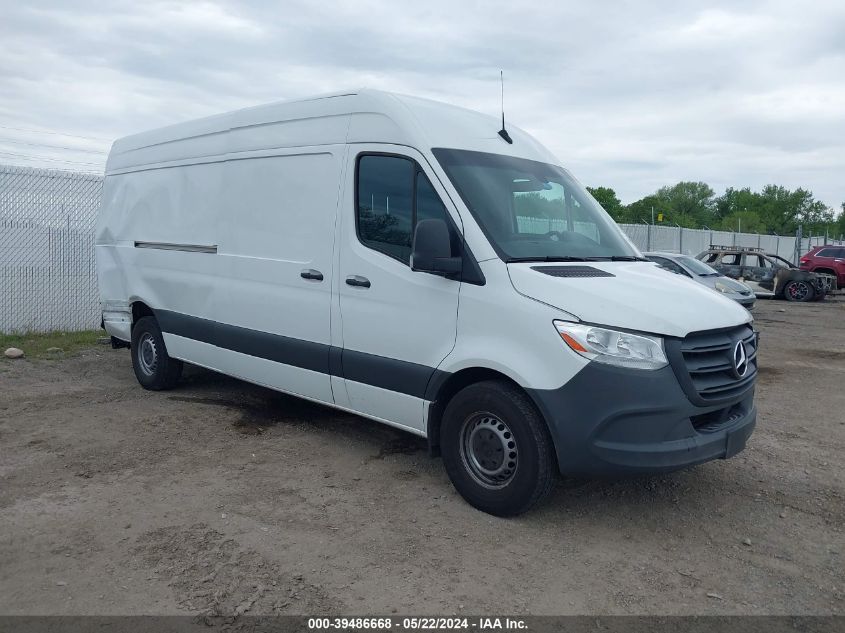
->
left=425, top=366, right=554, bottom=459
left=131, top=300, right=156, bottom=329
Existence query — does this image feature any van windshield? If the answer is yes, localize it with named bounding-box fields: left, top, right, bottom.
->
left=432, top=148, right=642, bottom=262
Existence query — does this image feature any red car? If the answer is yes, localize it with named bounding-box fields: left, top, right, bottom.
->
left=799, top=245, right=845, bottom=288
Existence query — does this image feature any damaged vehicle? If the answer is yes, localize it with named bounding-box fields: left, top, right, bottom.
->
left=697, top=246, right=836, bottom=302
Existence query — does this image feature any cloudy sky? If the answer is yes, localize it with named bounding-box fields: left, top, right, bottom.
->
left=1, top=0, right=843, bottom=209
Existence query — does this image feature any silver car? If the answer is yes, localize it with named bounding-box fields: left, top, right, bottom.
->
left=644, top=252, right=756, bottom=309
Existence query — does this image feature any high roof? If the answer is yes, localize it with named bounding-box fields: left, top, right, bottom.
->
left=106, top=89, right=558, bottom=173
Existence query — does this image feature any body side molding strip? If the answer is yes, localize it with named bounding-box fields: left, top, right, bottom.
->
left=155, top=309, right=446, bottom=400
left=134, top=241, right=218, bottom=254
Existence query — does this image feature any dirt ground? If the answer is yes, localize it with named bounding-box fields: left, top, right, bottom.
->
left=0, top=298, right=843, bottom=617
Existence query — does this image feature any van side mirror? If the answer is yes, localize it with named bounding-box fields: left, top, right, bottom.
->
left=411, top=219, right=462, bottom=276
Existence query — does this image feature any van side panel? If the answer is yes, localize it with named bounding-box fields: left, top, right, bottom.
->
left=96, top=161, right=224, bottom=340
left=197, top=149, right=342, bottom=402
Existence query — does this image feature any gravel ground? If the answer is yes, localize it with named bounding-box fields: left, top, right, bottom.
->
left=0, top=298, right=843, bottom=616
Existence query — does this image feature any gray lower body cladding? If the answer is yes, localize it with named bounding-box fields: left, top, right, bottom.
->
left=528, top=363, right=756, bottom=476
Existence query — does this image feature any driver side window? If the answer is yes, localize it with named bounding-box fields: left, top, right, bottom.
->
left=356, top=154, right=454, bottom=265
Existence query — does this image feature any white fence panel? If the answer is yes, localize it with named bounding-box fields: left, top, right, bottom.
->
left=619, top=224, right=648, bottom=251
left=617, top=224, right=843, bottom=262
left=1, top=165, right=103, bottom=333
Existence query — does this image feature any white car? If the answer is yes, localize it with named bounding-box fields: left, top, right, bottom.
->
left=97, top=89, right=758, bottom=515
left=644, top=252, right=756, bottom=309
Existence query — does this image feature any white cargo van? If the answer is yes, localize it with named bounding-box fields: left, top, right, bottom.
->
left=97, top=89, right=757, bottom=515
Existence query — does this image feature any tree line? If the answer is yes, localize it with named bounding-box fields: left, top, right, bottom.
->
left=586, top=183, right=845, bottom=238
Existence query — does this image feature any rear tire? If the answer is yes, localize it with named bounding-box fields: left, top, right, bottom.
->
left=131, top=316, right=183, bottom=390
left=783, top=280, right=815, bottom=302
left=440, top=380, right=556, bottom=516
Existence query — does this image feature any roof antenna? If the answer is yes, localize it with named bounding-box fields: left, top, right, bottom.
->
left=498, top=70, right=513, bottom=144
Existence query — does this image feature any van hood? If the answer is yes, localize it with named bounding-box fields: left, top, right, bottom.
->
left=507, top=261, right=751, bottom=338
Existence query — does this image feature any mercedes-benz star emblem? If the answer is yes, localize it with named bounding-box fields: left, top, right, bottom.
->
left=733, top=340, right=748, bottom=378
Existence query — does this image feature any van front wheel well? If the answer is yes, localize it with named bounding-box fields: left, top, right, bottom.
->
left=426, top=368, right=548, bottom=457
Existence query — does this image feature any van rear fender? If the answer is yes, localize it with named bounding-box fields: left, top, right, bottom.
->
left=131, top=300, right=155, bottom=327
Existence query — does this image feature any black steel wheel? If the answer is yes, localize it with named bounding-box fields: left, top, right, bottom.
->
left=459, top=413, right=519, bottom=489
left=131, top=316, right=183, bottom=390
left=440, top=380, right=556, bottom=516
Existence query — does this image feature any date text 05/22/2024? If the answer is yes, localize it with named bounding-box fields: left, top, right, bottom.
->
left=307, top=617, right=528, bottom=631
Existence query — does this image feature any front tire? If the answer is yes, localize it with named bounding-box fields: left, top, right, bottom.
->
left=440, top=380, right=556, bottom=516
left=784, top=280, right=815, bottom=302
left=131, top=316, right=183, bottom=390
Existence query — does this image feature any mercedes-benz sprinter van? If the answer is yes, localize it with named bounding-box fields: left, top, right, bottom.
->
left=97, top=89, right=757, bottom=516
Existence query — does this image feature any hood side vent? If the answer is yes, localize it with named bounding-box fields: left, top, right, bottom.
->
left=531, top=265, right=615, bottom=278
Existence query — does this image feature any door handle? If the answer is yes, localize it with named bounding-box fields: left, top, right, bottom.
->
left=300, top=269, right=324, bottom=281
left=345, top=275, right=371, bottom=288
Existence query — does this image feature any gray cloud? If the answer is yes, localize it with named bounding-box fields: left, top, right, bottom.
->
left=0, top=0, right=842, bottom=208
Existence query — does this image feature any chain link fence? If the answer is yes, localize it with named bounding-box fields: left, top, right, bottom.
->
left=619, top=223, right=844, bottom=262
left=1, top=165, right=103, bottom=333
left=1, top=163, right=844, bottom=333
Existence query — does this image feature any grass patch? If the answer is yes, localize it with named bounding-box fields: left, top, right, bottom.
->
left=1, top=329, right=104, bottom=360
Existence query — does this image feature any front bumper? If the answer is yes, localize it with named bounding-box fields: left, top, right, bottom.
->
left=528, top=363, right=756, bottom=476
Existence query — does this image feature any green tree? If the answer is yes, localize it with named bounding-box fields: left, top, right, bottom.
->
left=655, top=181, right=716, bottom=227
left=714, top=187, right=762, bottom=223
left=626, top=194, right=670, bottom=224
left=754, top=185, right=832, bottom=235
left=836, top=203, right=845, bottom=239
left=717, top=209, right=765, bottom=233
left=608, top=181, right=840, bottom=237
left=586, top=186, right=626, bottom=222
left=797, top=200, right=834, bottom=235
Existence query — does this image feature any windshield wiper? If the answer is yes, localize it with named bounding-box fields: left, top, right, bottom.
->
left=507, top=255, right=649, bottom=263
left=506, top=256, right=593, bottom=263
left=577, top=255, right=650, bottom=262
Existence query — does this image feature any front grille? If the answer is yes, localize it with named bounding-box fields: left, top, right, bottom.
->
left=669, top=324, right=758, bottom=405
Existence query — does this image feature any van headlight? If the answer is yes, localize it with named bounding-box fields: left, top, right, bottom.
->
left=553, top=321, right=668, bottom=370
